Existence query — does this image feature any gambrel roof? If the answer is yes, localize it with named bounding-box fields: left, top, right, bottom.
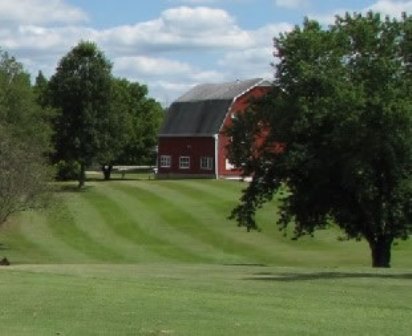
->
left=159, top=78, right=269, bottom=136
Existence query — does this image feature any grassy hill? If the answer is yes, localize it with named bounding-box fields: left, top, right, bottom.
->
left=0, top=177, right=411, bottom=335
left=3, top=177, right=410, bottom=267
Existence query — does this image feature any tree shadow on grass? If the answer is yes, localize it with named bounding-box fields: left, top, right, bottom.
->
left=53, top=184, right=94, bottom=193
left=244, top=271, right=412, bottom=282
left=0, top=243, right=9, bottom=251
left=224, top=263, right=267, bottom=267
left=52, top=176, right=156, bottom=193
left=88, top=177, right=148, bottom=182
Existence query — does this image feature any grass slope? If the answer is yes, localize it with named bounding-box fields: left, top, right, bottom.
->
left=0, top=177, right=411, bottom=335
left=4, top=177, right=405, bottom=267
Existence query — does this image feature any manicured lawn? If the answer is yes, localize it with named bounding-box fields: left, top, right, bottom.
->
left=1, top=264, right=411, bottom=335
left=0, top=178, right=411, bottom=335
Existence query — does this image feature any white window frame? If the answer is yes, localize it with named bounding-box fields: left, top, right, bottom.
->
left=200, top=157, right=213, bottom=170
left=160, top=155, right=171, bottom=168
left=179, top=156, right=190, bottom=169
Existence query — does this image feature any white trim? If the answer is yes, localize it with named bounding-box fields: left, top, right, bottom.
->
left=225, top=159, right=235, bottom=170
left=214, top=81, right=266, bottom=178
left=217, top=78, right=267, bottom=134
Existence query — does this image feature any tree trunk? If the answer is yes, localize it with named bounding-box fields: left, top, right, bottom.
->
left=78, top=162, right=86, bottom=188
left=369, top=235, right=393, bottom=268
left=102, top=165, right=112, bottom=180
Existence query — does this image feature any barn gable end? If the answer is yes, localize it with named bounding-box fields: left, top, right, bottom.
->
left=157, top=78, right=271, bottom=179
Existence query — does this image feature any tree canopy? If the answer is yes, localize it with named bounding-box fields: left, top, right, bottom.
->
left=48, top=41, right=164, bottom=183
left=227, top=12, right=412, bottom=268
left=0, top=51, right=51, bottom=226
left=48, top=41, right=113, bottom=187
left=112, top=79, right=164, bottom=166
left=98, top=78, right=164, bottom=180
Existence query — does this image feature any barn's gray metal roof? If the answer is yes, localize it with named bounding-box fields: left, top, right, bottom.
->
left=159, top=78, right=268, bottom=136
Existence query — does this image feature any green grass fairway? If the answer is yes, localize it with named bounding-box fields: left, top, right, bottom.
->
left=0, top=178, right=411, bottom=335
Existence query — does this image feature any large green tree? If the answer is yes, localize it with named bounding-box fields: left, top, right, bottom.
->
left=228, top=13, right=412, bottom=268
left=95, top=77, right=132, bottom=180
left=48, top=41, right=113, bottom=187
left=112, top=80, right=164, bottom=165
left=0, top=51, right=51, bottom=226
left=98, top=78, right=164, bottom=180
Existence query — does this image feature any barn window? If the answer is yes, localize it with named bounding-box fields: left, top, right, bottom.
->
left=200, top=157, right=213, bottom=170
left=179, top=156, right=190, bottom=169
left=160, top=155, right=171, bottom=168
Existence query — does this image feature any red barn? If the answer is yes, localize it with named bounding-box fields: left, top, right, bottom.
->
left=157, top=78, right=270, bottom=179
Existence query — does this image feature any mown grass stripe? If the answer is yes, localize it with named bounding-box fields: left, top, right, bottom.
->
left=159, top=180, right=242, bottom=215
left=10, top=211, right=90, bottom=264
left=74, top=191, right=166, bottom=263
left=112, top=182, right=280, bottom=265
left=111, top=183, right=250, bottom=263
left=85, top=184, right=212, bottom=263
left=1, top=179, right=386, bottom=267
left=97, top=182, right=248, bottom=263
left=0, top=213, right=52, bottom=264
left=120, top=180, right=368, bottom=266
left=166, top=179, right=246, bottom=201
left=163, top=180, right=371, bottom=257
left=64, top=191, right=136, bottom=263
left=163, top=181, right=375, bottom=265
left=45, top=195, right=125, bottom=262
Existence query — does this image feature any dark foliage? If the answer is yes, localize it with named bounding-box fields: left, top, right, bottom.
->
left=228, top=13, right=412, bottom=267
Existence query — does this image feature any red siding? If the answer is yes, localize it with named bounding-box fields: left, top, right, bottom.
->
left=217, top=86, right=271, bottom=177
left=157, top=137, right=216, bottom=177
left=157, top=85, right=270, bottom=179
